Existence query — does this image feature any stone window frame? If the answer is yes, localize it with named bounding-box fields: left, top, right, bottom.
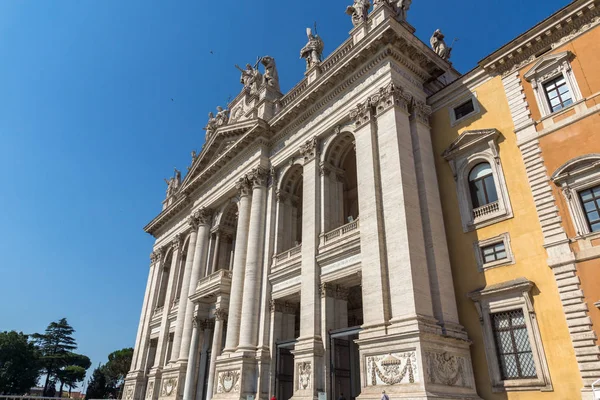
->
left=473, top=232, right=515, bottom=271
left=523, top=51, right=583, bottom=118
left=551, top=154, right=600, bottom=241
left=468, top=278, right=553, bottom=393
left=448, top=92, right=481, bottom=127
left=442, top=129, right=513, bottom=232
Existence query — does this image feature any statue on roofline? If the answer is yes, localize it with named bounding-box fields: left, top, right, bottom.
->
left=300, top=25, right=324, bottom=70
left=164, top=168, right=181, bottom=198
left=261, top=56, right=280, bottom=92
left=346, top=0, right=371, bottom=27
left=236, top=59, right=263, bottom=94
left=430, top=29, right=452, bottom=60
left=373, top=0, right=411, bottom=21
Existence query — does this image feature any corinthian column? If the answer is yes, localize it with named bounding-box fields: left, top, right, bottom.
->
left=238, top=167, right=269, bottom=351
left=206, top=309, right=227, bottom=400
left=177, top=209, right=213, bottom=362
left=170, top=216, right=200, bottom=362
left=223, top=177, right=253, bottom=351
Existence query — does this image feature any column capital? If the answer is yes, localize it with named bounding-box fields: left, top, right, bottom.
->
left=172, top=233, right=185, bottom=251
left=320, top=282, right=335, bottom=298
left=150, top=249, right=163, bottom=265
left=214, top=308, right=228, bottom=321
left=319, top=161, right=332, bottom=177
left=299, top=137, right=319, bottom=162
left=236, top=176, right=253, bottom=197
left=372, top=82, right=412, bottom=115
left=269, top=299, right=285, bottom=313
left=248, top=166, right=269, bottom=188
left=412, top=100, right=432, bottom=126
left=276, top=189, right=288, bottom=204
left=193, top=207, right=213, bottom=226
left=349, top=101, right=374, bottom=128
left=188, top=215, right=200, bottom=230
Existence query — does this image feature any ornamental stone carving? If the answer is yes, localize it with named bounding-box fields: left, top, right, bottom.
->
left=214, top=308, right=228, bottom=321
left=236, top=176, right=253, bottom=197
left=349, top=101, right=373, bottom=128
left=430, top=29, right=451, bottom=60
left=172, top=233, right=184, bottom=251
left=367, top=352, right=418, bottom=386
left=372, top=82, right=412, bottom=115
left=194, top=207, right=212, bottom=226
left=188, top=214, right=200, bottom=230
left=261, top=56, right=280, bottom=92
left=145, top=381, right=154, bottom=400
left=374, top=0, right=411, bottom=21
left=160, top=377, right=178, bottom=397
left=297, top=361, right=312, bottom=390
left=248, top=167, right=269, bottom=188
left=299, top=137, right=319, bottom=162
left=217, top=370, right=241, bottom=393
left=236, top=60, right=263, bottom=94
left=425, top=351, right=471, bottom=388
left=412, top=100, right=432, bottom=125
left=124, top=385, right=134, bottom=400
left=164, top=168, right=181, bottom=199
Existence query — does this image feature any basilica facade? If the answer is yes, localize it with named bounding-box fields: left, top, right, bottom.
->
left=123, top=1, right=600, bottom=400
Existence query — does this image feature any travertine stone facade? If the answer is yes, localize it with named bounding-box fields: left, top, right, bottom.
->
left=124, top=1, right=600, bottom=400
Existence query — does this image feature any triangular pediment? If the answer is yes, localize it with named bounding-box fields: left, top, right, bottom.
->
left=442, top=128, right=499, bottom=160
left=524, top=51, right=573, bottom=81
left=181, top=119, right=260, bottom=188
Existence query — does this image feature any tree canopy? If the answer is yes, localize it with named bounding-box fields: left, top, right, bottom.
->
left=86, top=348, right=133, bottom=399
left=0, top=331, right=41, bottom=395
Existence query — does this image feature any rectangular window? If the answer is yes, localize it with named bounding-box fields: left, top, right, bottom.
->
left=454, top=99, right=475, bottom=120
left=491, top=310, right=537, bottom=380
left=579, top=185, right=600, bottom=232
left=482, top=242, right=507, bottom=263
left=543, top=76, right=573, bottom=113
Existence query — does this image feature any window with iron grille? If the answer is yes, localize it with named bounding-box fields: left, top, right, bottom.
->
left=491, top=310, right=537, bottom=380
left=481, top=242, right=507, bottom=263
left=579, top=185, right=600, bottom=233
left=543, top=76, right=573, bottom=113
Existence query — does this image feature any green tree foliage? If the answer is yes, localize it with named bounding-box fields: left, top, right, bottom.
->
left=85, top=348, right=133, bottom=399
left=57, top=354, right=91, bottom=398
left=33, top=318, right=90, bottom=397
left=104, top=348, right=133, bottom=397
left=85, top=366, right=111, bottom=399
left=0, top=331, right=41, bottom=395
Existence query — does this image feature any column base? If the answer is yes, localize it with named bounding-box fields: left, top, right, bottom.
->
left=356, top=317, right=481, bottom=400
left=212, top=350, right=260, bottom=400
left=290, top=336, right=325, bottom=400
left=155, top=364, right=187, bottom=400
left=122, top=371, right=148, bottom=400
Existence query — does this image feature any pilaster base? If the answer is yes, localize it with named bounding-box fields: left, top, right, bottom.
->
left=356, top=318, right=481, bottom=400
left=122, top=371, right=147, bottom=400
left=144, top=369, right=163, bottom=400
left=155, top=364, right=187, bottom=400
left=212, top=351, right=260, bottom=400
left=290, top=336, right=325, bottom=400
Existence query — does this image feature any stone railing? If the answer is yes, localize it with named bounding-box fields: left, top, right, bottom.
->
left=321, top=218, right=360, bottom=246
left=473, top=201, right=500, bottom=219
left=153, top=306, right=164, bottom=317
left=320, top=38, right=355, bottom=74
left=273, top=244, right=302, bottom=264
left=279, top=38, right=355, bottom=109
left=197, top=269, right=233, bottom=290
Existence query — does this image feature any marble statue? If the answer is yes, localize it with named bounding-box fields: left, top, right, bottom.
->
left=215, top=106, right=230, bottom=126
left=261, top=56, right=280, bottom=92
left=373, top=0, right=410, bottom=20
left=205, top=112, right=218, bottom=136
left=346, top=0, right=371, bottom=26
left=164, top=168, right=181, bottom=197
left=236, top=61, right=263, bottom=93
left=430, top=29, right=451, bottom=60
left=300, top=27, right=324, bottom=70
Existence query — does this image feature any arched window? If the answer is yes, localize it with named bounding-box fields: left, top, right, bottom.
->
left=469, top=162, right=498, bottom=208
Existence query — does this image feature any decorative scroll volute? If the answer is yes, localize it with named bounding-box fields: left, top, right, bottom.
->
left=299, top=137, right=319, bottom=162
left=236, top=176, right=253, bottom=197
left=349, top=101, right=374, bottom=128
left=248, top=166, right=269, bottom=188
left=194, top=207, right=213, bottom=227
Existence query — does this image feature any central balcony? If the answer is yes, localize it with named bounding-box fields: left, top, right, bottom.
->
left=190, top=269, right=233, bottom=303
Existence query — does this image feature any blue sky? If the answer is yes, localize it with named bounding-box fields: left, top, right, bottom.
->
left=0, top=0, right=568, bottom=387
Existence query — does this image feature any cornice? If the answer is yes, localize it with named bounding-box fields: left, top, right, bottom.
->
left=268, top=16, right=451, bottom=146
left=144, top=195, right=192, bottom=236
left=480, top=0, right=600, bottom=76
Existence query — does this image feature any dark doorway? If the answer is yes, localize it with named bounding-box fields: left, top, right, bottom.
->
left=276, top=341, right=295, bottom=400
left=330, top=328, right=361, bottom=400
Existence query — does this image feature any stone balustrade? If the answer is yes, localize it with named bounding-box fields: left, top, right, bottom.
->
left=273, top=244, right=302, bottom=264
left=320, top=218, right=360, bottom=247
left=197, top=269, right=233, bottom=289
left=473, top=201, right=500, bottom=219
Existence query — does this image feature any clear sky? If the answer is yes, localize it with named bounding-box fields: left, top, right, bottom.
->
left=0, top=0, right=568, bottom=388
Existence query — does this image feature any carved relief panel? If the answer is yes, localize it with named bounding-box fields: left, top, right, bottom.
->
left=424, top=351, right=473, bottom=388
left=216, top=369, right=241, bottom=394
left=366, top=352, right=419, bottom=386
left=297, top=361, right=312, bottom=390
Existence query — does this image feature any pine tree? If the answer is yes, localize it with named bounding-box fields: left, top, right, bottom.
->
left=33, top=318, right=77, bottom=396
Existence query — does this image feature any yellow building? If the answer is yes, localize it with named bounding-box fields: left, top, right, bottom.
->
left=428, top=0, right=600, bottom=398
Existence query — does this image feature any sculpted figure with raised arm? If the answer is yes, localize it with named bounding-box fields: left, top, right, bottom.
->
left=346, top=0, right=371, bottom=26
left=300, top=26, right=324, bottom=70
